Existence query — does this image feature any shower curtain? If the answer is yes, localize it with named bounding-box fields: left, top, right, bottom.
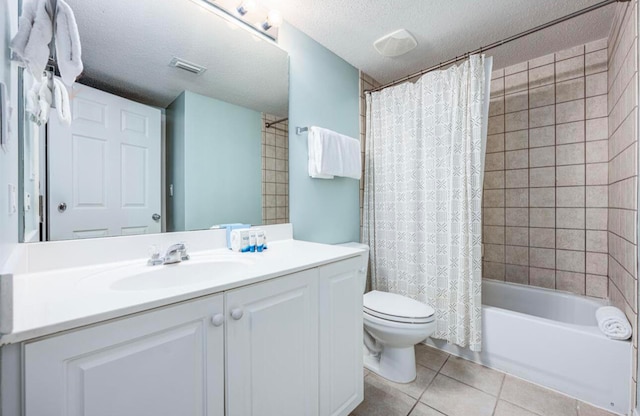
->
left=363, top=55, right=492, bottom=351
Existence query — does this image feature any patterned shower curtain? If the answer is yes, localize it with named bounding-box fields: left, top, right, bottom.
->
left=363, top=55, right=490, bottom=351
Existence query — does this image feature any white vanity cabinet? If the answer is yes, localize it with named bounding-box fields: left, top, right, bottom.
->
left=318, top=258, right=364, bottom=416
left=22, top=257, right=363, bottom=416
left=24, top=294, right=226, bottom=416
left=226, top=268, right=320, bottom=416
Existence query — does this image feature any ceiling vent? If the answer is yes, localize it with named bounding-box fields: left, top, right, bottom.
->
left=373, top=29, right=418, bottom=57
left=169, top=57, right=207, bottom=75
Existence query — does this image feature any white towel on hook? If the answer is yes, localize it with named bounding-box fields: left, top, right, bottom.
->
left=26, top=75, right=52, bottom=126
left=10, top=0, right=53, bottom=78
left=53, top=78, right=71, bottom=125
left=55, top=0, right=83, bottom=86
left=308, top=126, right=361, bottom=180
left=596, top=306, right=632, bottom=340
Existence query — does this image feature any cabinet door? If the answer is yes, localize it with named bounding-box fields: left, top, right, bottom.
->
left=318, top=258, right=364, bottom=416
left=225, top=269, right=319, bottom=416
left=24, top=295, right=225, bottom=416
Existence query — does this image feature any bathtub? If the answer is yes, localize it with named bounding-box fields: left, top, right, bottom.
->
left=426, top=280, right=632, bottom=414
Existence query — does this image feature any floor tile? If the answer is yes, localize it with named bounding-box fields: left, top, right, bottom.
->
left=409, top=402, right=446, bottom=416
left=420, top=374, right=497, bottom=416
left=501, top=375, right=577, bottom=416
left=415, top=344, right=449, bottom=372
left=363, top=368, right=370, bottom=377
left=367, top=364, right=437, bottom=399
left=494, top=400, right=539, bottom=416
left=351, top=376, right=417, bottom=416
left=439, top=355, right=505, bottom=396
left=576, top=401, right=618, bottom=416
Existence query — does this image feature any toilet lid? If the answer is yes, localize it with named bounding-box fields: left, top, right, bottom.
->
left=364, top=290, right=435, bottom=323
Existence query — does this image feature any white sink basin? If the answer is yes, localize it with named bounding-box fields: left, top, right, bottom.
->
left=79, top=257, right=255, bottom=292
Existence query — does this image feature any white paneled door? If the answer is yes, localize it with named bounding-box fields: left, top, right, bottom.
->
left=48, top=82, right=161, bottom=240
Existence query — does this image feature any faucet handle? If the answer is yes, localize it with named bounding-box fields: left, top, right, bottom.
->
left=179, top=241, right=190, bottom=261
left=147, top=245, right=163, bottom=266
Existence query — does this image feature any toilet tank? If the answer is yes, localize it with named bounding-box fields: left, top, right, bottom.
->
left=336, top=242, right=369, bottom=293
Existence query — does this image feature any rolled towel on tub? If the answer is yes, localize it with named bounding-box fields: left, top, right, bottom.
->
left=596, top=306, right=632, bottom=340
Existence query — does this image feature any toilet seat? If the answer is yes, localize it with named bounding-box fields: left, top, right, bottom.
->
left=364, top=290, right=435, bottom=324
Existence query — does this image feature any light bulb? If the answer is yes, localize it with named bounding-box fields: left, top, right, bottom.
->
left=236, top=0, right=256, bottom=16
left=261, top=9, right=283, bottom=31
left=267, top=10, right=283, bottom=28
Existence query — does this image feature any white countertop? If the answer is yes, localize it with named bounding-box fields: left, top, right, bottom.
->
left=1, top=240, right=362, bottom=345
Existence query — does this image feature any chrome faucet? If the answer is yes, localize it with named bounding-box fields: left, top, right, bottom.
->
left=147, top=243, right=190, bottom=266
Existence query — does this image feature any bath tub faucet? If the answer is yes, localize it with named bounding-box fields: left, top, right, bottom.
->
left=147, top=243, right=190, bottom=266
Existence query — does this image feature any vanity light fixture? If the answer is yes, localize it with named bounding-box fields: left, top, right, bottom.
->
left=236, top=0, right=256, bottom=16
left=261, top=10, right=283, bottom=31
left=193, top=0, right=281, bottom=42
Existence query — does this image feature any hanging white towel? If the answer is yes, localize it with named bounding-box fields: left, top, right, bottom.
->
left=307, top=126, right=361, bottom=180
left=55, top=0, right=83, bottom=86
left=26, top=75, right=52, bottom=126
left=10, top=0, right=53, bottom=78
left=52, top=78, right=71, bottom=125
left=596, top=306, right=632, bottom=340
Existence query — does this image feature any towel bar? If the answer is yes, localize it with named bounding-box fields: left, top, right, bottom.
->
left=296, top=127, right=308, bottom=135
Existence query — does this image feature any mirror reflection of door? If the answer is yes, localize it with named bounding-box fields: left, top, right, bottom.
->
left=48, top=82, right=162, bottom=241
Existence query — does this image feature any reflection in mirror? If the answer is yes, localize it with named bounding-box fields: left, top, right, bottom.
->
left=18, top=0, right=289, bottom=242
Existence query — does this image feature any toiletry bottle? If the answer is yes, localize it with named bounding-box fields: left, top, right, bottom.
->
left=249, top=231, right=257, bottom=252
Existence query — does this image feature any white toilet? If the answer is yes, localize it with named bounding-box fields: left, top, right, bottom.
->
left=338, top=243, right=436, bottom=384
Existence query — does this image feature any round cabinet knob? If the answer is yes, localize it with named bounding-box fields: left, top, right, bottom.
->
left=230, top=308, right=244, bottom=320
left=211, top=313, right=224, bottom=327
left=58, top=202, right=67, bottom=213
left=152, top=213, right=161, bottom=221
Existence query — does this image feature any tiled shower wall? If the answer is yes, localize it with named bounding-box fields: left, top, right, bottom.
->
left=359, top=72, right=381, bottom=237
left=483, top=39, right=610, bottom=298
left=261, top=113, right=289, bottom=224
left=607, top=0, right=638, bottom=407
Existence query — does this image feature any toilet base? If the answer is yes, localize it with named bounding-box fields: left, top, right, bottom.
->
left=363, top=345, right=417, bottom=384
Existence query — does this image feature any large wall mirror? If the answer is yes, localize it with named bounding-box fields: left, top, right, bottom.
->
left=18, top=0, right=289, bottom=242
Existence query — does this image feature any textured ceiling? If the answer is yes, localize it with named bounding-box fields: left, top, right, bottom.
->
left=260, top=0, right=616, bottom=84
left=66, top=0, right=289, bottom=116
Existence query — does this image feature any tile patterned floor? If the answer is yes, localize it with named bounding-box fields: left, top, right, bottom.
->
left=351, top=344, right=618, bottom=416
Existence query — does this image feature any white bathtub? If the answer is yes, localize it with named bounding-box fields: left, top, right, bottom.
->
left=426, top=280, right=632, bottom=414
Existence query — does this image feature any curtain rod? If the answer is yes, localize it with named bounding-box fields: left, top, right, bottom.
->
left=366, top=0, right=627, bottom=94
left=265, top=117, right=288, bottom=128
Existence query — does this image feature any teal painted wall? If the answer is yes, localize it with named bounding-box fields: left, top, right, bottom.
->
left=279, top=23, right=360, bottom=244
left=165, top=92, right=186, bottom=231
left=167, top=91, right=262, bottom=231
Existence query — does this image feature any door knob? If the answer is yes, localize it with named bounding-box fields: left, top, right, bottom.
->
left=152, top=213, right=161, bottom=221
left=230, top=308, right=244, bottom=320
left=211, top=313, right=224, bottom=327
left=58, top=202, right=67, bottom=213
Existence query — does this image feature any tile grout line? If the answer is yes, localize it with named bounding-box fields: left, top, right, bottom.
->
left=490, top=373, right=507, bottom=416
left=554, top=49, right=559, bottom=290
left=405, top=354, right=451, bottom=416
left=583, top=49, right=588, bottom=294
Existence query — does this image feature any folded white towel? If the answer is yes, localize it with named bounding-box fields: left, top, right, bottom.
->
left=596, top=306, right=632, bottom=340
left=52, top=78, right=71, bottom=125
left=10, top=0, right=53, bottom=78
left=55, top=0, right=83, bottom=86
left=308, top=126, right=361, bottom=180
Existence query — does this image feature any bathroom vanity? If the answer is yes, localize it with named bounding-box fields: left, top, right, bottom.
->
left=0, top=227, right=364, bottom=416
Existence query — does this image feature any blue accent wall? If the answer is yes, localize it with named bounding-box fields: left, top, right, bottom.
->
left=279, top=23, right=360, bottom=244
left=167, top=91, right=262, bottom=231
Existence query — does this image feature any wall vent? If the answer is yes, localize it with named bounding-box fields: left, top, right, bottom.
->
left=169, top=57, right=207, bottom=75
